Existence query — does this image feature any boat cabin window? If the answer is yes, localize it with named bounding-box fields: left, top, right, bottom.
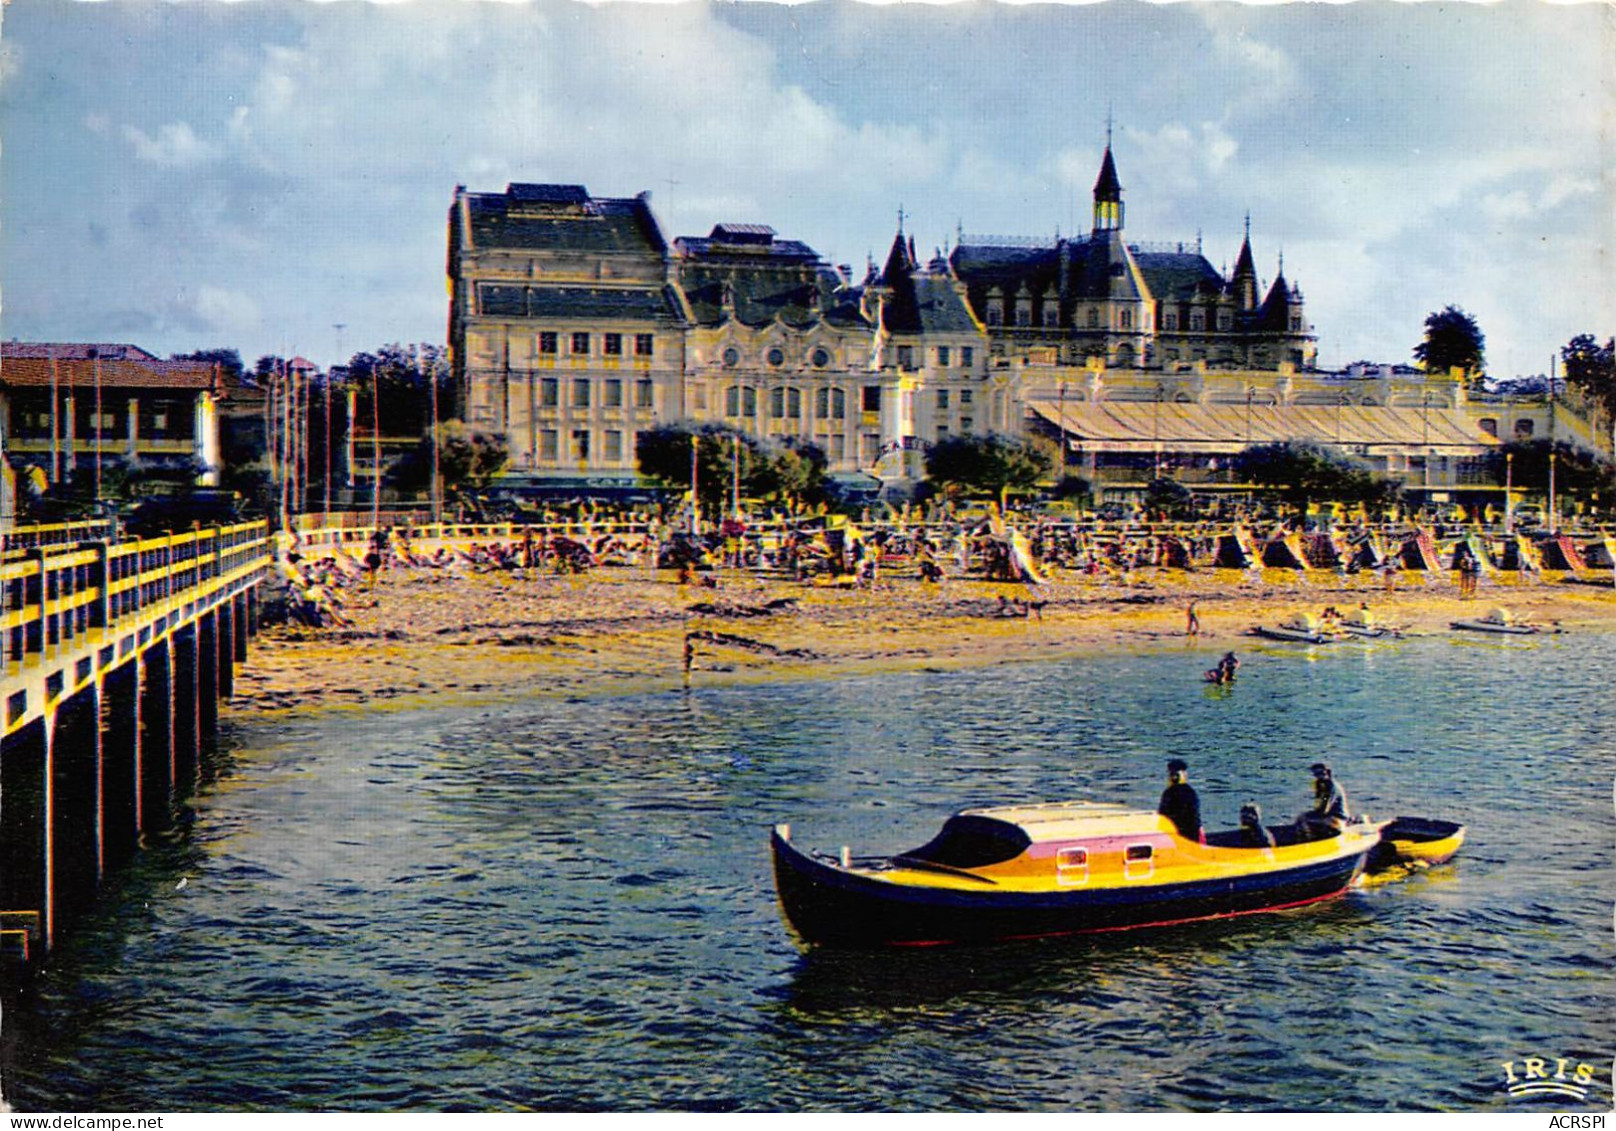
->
left=1056, top=846, right=1089, bottom=886
left=1124, top=842, right=1155, bottom=880
left=902, top=816, right=1032, bottom=869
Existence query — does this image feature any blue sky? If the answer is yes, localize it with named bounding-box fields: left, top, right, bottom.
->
left=2, top=0, right=1610, bottom=375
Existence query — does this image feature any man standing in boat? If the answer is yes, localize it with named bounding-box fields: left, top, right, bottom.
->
left=1158, top=759, right=1204, bottom=843
left=1301, top=762, right=1351, bottom=836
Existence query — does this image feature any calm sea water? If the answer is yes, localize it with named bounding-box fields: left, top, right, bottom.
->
left=4, top=632, right=1613, bottom=1112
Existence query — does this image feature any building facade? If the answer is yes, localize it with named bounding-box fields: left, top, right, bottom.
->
left=448, top=150, right=1582, bottom=499
left=0, top=342, right=222, bottom=488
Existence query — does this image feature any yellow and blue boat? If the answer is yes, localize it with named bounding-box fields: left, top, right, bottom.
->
left=771, top=801, right=1386, bottom=947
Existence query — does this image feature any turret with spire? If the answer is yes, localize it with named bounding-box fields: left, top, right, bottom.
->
left=1092, top=124, right=1125, bottom=235
left=1230, top=213, right=1259, bottom=311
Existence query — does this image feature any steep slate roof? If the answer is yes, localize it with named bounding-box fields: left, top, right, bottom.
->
left=1093, top=147, right=1123, bottom=200
left=478, top=284, right=684, bottom=322
left=463, top=184, right=669, bottom=256
left=675, top=225, right=866, bottom=329
left=1133, top=251, right=1226, bottom=302
left=909, top=275, right=982, bottom=335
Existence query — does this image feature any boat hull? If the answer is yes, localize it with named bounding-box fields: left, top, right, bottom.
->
left=1451, top=620, right=1537, bottom=635
left=1367, top=816, right=1465, bottom=871
left=1252, top=626, right=1347, bottom=644
left=771, top=828, right=1372, bottom=948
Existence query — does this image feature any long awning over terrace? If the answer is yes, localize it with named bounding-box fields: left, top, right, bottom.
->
left=1027, top=399, right=1500, bottom=456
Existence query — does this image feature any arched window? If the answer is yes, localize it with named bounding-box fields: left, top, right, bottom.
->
left=787, top=387, right=803, bottom=419
left=1478, top=417, right=1498, bottom=438
left=769, top=387, right=787, bottom=418
left=1515, top=418, right=1534, bottom=437
left=817, top=387, right=846, bottom=419
left=725, top=386, right=758, bottom=417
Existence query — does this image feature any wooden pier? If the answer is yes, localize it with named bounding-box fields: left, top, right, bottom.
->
left=0, top=521, right=271, bottom=963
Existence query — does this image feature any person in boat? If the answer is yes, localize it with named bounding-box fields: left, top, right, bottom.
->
left=1158, top=759, right=1205, bottom=844
left=1299, top=762, right=1351, bottom=837
left=1239, top=803, right=1277, bottom=848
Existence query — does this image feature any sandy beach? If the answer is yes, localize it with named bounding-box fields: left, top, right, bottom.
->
left=225, top=562, right=1616, bottom=717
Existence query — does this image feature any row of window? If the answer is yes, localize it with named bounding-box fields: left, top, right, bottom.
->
left=716, top=344, right=977, bottom=370
left=537, top=332, right=655, bottom=358
left=532, top=376, right=656, bottom=410
left=14, top=409, right=178, bottom=435
left=986, top=306, right=1147, bottom=331
left=707, top=384, right=980, bottom=420
left=530, top=428, right=882, bottom=466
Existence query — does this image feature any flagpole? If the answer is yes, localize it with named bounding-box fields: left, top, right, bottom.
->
left=371, top=362, right=381, bottom=534
left=49, top=351, right=60, bottom=484
left=93, top=356, right=103, bottom=504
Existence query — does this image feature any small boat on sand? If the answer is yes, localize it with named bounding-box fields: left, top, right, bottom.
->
left=1251, top=613, right=1349, bottom=644
left=1451, top=606, right=1539, bottom=635
left=770, top=801, right=1387, bottom=947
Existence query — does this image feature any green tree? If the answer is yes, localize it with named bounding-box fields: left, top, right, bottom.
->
left=170, top=348, right=245, bottom=380
left=636, top=424, right=820, bottom=511
left=1235, top=441, right=1394, bottom=516
left=1487, top=438, right=1616, bottom=508
left=923, top=433, right=1053, bottom=508
left=1560, top=334, right=1616, bottom=417
left=1413, top=305, right=1486, bottom=377
left=1143, top=476, right=1193, bottom=520
left=393, top=422, right=509, bottom=493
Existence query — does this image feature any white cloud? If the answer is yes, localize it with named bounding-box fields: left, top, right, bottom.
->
left=121, top=121, right=216, bottom=167
left=194, top=285, right=261, bottom=335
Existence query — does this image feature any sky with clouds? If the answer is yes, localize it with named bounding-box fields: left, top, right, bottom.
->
left=2, top=0, right=1610, bottom=375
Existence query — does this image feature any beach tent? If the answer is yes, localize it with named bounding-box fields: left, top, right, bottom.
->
left=987, top=515, right=1047, bottom=584
left=1397, top=529, right=1443, bottom=571
left=1582, top=535, right=1616, bottom=570
left=1305, top=532, right=1346, bottom=569
left=1214, top=526, right=1260, bottom=568
left=1348, top=533, right=1386, bottom=571
left=1538, top=533, right=1586, bottom=571
left=1501, top=535, right=1543, bottom=572
left=1160, top=535, right=1193, bottom=569
left=1262, top=530, right=1312, bottom=570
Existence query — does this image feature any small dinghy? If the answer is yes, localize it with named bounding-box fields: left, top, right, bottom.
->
left=1366, top=816, right=1466, bottom=874
left=1451, top=606, right=1539, bottom=635
left=1252, top=613, right=1349, bottom=644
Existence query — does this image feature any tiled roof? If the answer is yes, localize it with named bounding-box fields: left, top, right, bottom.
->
left=464, top=189, right=668, bottom=257
left=2, top=342, right=158, bottom=361
left=477, top=284, right=684, bottom=323
left=0, top=355, right=217, bottom=391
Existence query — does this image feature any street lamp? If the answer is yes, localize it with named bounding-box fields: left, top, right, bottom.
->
left=1504, top=450, right=1514, bottom=534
